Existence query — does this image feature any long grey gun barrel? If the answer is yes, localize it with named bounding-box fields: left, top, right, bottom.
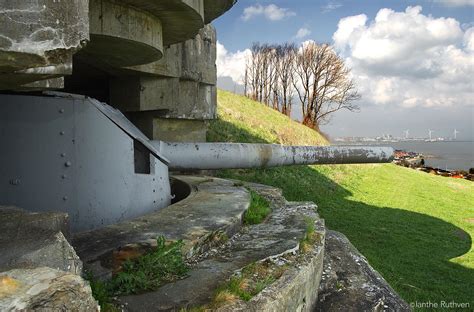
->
left=154, top=142, right=394, bottom=170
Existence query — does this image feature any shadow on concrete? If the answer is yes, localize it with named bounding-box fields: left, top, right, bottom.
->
left=209, top=119, right=473, bottom=306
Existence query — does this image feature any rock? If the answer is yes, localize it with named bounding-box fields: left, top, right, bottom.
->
left=0, top=206, right=81, bottom=274
left=316, top=230, right=410, bottom=312
left=0, top=267, right=99, bottom=311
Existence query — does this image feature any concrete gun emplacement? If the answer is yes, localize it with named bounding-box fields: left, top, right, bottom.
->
left=0, top=94, right=393, bottom=232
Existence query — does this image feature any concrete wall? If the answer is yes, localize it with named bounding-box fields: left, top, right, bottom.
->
left=0, top=1, right=235, bottom=142
left=110, top=24, right=219, bottom=142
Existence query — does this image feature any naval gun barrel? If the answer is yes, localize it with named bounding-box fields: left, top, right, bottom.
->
left=153, top=142, right=394, bottom=171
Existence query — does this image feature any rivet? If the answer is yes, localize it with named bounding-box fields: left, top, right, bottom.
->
left=60, top=131, right=65, bottom=135
left=61, top=153, right=66, bottom=157
left=59, top=108, right=65, bottom=113
left=63, top=196, right=68, bottom=201
left=61, top=174, right=67, bottom=179
left=153, top=189, right=156, bottom=193
left=65, top=161, right=72, bottom=167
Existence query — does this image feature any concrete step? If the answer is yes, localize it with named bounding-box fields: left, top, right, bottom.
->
left=118, top=182, right=325, bottom=312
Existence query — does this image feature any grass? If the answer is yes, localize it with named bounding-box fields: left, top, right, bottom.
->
left=243, top=189, right=271, bottom=225
left=299, top=216, right=320, bottom=253
left=86, top=236, right=189, bottom=310
left=212, top=261, right=283, bottom=306
left=208, top=90, right=327, bottom=146
left=209, top=89, right=474, bottom=310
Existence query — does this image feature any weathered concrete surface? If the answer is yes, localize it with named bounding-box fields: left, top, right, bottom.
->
left=82, top=0, right=164, bottom=67
left=153, top=118, right=209, bottom=142
left=0, top=0, right=89, bottom=89
left=204, top=0, right=236, bottom=23
left=72, top=176, right=249, bottom=280
left=181, top=24, right=217, bottom=85
left=120, top=183, right=325, bottom=312
left=316, top=231, right=411, bottom=312
left=0, top=267, right=99, bottom=311
left=0, top=206, right=81, bottom=274
left=110, top=25, right=217, bottom=123
left=120, top=0, right=205, bottom=46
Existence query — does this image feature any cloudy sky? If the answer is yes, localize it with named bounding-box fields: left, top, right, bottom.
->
left=213, top=0, right=474, bottom=140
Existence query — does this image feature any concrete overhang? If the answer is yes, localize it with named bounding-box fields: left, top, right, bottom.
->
left=204, top=0, right=237, bottom=24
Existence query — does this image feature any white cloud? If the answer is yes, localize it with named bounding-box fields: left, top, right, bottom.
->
left=322, top=1, right=342, bottom=13
left=434, top=0, right=474, bottom=7
left=333, top=6, right=474, bottom=109
left=294, top=28, right=311, bottom=39
left=242, top=4, right=296, bottom=21
left=216, top=41, right=251, bottom=84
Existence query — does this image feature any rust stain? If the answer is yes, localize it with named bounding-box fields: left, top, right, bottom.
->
left=259, top=145, right=273, bottom=168
left=0, top=276, right=20, bottom=297
left=111, top=243, right=153, bottom=274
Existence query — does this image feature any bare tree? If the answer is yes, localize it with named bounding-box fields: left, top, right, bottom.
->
left=244, top=41, right=357, bottom=127
left=293, top=42, right=359, bottom=130
left=245, top=42, right=263, bottom=101
left=275, top=43, right=296, bottom=116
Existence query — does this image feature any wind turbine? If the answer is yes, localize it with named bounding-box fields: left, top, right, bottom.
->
left=428, top=129, right=434, bottom=141
left=404, top=129, right=409, bottom=139
left=454, top=129, right=459, bottom=140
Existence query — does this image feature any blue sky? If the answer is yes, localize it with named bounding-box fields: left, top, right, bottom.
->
left=215, top=0, right=474, bottom=51
left=214, top=1, right=474, bottom=140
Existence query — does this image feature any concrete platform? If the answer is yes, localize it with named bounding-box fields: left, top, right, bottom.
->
left=72, top=176, right=249, bottom=280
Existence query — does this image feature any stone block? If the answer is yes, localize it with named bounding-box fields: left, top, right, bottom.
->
left=316, top=230, right=411, bottom=311
left=0, top=267, right=99, bottom=311
left=0, top=206, right=81, bottom=275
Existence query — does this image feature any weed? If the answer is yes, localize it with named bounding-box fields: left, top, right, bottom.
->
left=110, top=236, right=188, bottom=295
left=84, top=272, right=119, bottom=312
left=299, top=217, right=319, bottom=253
left=233, top=181, right=245, bottom=187
left=85, top=236, right=189, bottom=309
left=243, top=189, right=271, bottom=225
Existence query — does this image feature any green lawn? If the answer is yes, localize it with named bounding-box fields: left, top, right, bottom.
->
left=210, top=90, right=474, bottom=310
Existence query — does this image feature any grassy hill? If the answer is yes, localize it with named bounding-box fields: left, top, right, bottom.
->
left=208, top=90, right=328, bottom=145
left=209, top=90, right=474, bottom=310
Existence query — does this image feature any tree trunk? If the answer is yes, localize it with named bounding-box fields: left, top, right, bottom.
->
left=302, top=114, right=318, bottom=130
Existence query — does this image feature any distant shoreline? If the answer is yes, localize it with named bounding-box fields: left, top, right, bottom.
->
left=393, top=149, right=473, bottom=181
left=334, top=141, right=474, bottom=171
